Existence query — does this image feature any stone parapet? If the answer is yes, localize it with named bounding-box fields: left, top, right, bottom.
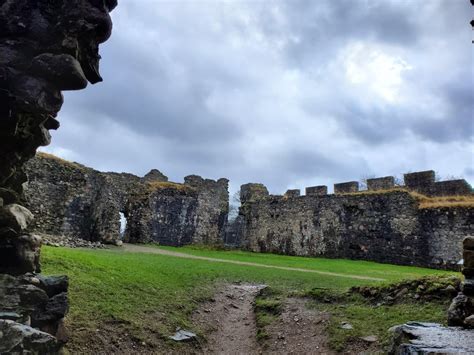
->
left=367, top=176, right=395, bottom=191
left=305, top=185, right=328, bottom=196
left=334, top=181, right=359, bottom=194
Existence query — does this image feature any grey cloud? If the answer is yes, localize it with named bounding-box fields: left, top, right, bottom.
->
left=47, top=0, right=473, bottom=193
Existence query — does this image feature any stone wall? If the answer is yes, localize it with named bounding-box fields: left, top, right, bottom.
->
left=25, top=153, right=229, bottom=246
left=235, top=171, right=473, bottom=269
left=404, top=170, right=472, bottom=196
left=420, top=208, right=474, bottom=267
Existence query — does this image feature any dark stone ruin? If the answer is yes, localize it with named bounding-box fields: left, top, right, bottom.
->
left=0, top=0, right=116, bottom=352
left=24, top=153, right=229, bottom=247
left=234, top=171, right=473, bottom=269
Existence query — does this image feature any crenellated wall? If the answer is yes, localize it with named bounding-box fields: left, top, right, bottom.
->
left=235, top=171, right=473, bottom=269
left=25, top=153, right=229, bottom=246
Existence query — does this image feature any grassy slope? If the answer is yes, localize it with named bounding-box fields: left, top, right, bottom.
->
left=155, top=245, right=452, bottom=282
left=41, top=246, right=456, bottom=351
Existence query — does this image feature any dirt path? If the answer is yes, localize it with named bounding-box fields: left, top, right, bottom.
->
left=122, top=244, right=386, bottom=282
left=262, top=298, right=334, bottom=355
left=193, top=283, right=266, bottom=354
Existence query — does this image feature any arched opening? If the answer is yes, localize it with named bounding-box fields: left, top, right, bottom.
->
left=119, top=211, right=127, bottom=240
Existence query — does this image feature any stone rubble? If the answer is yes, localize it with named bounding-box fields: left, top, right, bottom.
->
left=448, top=236, right=474, bottom=328
left=40, top=234, right=107, bottom=249
left=390, top=237, right=474, bottom=354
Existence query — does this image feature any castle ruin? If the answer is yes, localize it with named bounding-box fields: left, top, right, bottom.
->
left=234, top=171, right=473, bottom=270
left=24, top=155, right=473, bottom=271
left=25, top=153, right=229, bottom=247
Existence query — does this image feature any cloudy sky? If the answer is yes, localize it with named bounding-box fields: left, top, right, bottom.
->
left=43, top=0, right=474, bottom=195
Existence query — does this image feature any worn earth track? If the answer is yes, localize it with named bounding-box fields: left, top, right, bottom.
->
left=122, top=244, right=385, bottom=282
left=193, top=283, right=266, bottom=354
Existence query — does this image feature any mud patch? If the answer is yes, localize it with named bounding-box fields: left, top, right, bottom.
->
left=193, top=283, right=266, bottom=354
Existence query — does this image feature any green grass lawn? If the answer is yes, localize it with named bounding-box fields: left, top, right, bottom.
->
left=155, top=244, right=452, bottom=282
left=41, top=245, right=457, bottom=352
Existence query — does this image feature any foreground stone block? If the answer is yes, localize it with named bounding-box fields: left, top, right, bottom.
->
left=0, top=274, right=68, bottom=336
left=447, top=293, right=473, bottom=327
left=0, top=232, right=41, bottom=274
left=0, top=319, right=60, bottom=354
left=389, top=322, right=474, bottom=354
left=0, top=203, right=33, bottom=232
left=464, top=250, right=474, bottom=269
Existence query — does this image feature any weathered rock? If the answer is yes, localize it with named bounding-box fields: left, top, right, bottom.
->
left=360, top=335, right=378, bottom=343
left=0, top=204, right=34, bottom=232
left=0, top=232, right=41, bottom=274
left=31, top=292, right=68, bottom=334
left=0, top=274, right=47, bottom=322
left=351, top=276, right=461, bottom=304
left=464, top=250, right=474, bottom=269
left=447, top=293, right=473, bottom=326
left=463, top=236, right=474, bottom=250
left=169, top=329, right=197, bottom=342
left=340, top=322, right=353, bottom=330
left=465, top=315, right=474, bottom=328
left=463, top=279, right=474, bottom=296
left=389, top=322, right=474, bottom=354
left=143, top=169, right=168, bottom=182
left=0, top=0, right=116, bottom=353
left=0, top=319, right=60, bottom=354
left=31, top=54, right=88, bottom=91
left=35, top=275, right=68, bottom=299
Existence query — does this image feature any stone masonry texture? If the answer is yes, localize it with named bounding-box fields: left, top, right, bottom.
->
left=235, top=171, right=473, bottom=270
left=25, top=153, right=229, bottom=246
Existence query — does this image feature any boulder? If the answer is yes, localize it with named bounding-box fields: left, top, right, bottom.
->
left=389, top=322, right=474, bottom=354
left=447, top=293, right=473, bottom=326
left=0, top=204, right=34, bottom=231
left=36, top=275, right=69, bottom=298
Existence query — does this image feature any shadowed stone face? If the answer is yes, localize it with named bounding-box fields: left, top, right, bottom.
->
left=0, top=0, right=116, bottom=273
left=0, top=1, right=116, bottom=352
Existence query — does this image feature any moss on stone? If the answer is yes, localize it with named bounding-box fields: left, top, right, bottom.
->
left=146, top=181, right=195, bottom=193
left=410, top=192, right=474, bottom=209
left=338, top=188, right=474, bottom=209
left=36, top=152, right=85, bottom=171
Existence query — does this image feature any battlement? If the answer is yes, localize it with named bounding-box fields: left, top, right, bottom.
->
left=240, top=183, right=269, bottom=203
left=305, top=185, right=328, bottom=196
left=284, top=189, right=301, bottom=198
left=404, top=170, right=436, bottom=190
left=334, top=181, right=359, bottom=194
left=367, top=176, right=395, bottom=191
left=241, top=169, right=472, bottom=202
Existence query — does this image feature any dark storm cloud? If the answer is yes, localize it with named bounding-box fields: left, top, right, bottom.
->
left=269, top=0, right=420, bottom=67
left=45, top=0, right=474, bottom=195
